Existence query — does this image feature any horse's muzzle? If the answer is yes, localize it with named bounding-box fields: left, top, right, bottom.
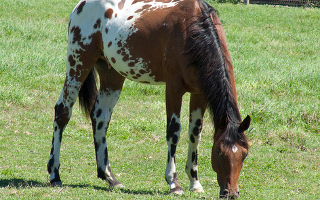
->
left=220, top=189, right=240, bottom=199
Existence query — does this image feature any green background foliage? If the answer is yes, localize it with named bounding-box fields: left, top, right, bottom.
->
left=211, top=0, right=242, bottom=4
left=0, top=0, right=319, bottom=199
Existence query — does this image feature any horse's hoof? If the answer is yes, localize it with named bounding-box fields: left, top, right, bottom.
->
left=51, top=181, right=63, bottom=187
left=190, top=187, right=204, bottom=193
left=169, top=187, right=184, bottom=195
left=114, top=183, right=125, bottom=188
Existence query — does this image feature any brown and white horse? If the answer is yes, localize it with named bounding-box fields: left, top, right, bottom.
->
left=47, top=0, right=251, bottom=198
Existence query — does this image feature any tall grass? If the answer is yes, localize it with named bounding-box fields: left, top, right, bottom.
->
left=1, top=0, right=319, bottom=199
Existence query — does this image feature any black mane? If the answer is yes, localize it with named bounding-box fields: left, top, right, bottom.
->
left=185, top=0, right=246, bottom=147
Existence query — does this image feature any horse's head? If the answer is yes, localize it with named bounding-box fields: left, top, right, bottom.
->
left=211, top=115, right=251, bottom=199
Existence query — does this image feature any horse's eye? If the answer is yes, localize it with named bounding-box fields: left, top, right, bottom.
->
left=243, top=152, right=248, bottom=160
left=217, top=149, right=222, bottom=157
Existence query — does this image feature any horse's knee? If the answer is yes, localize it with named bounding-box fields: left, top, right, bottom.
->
left=166, top=114, right=181, bottom=142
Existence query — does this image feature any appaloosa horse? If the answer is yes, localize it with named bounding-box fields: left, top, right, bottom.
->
left=47, top=0, right=251, bottom=198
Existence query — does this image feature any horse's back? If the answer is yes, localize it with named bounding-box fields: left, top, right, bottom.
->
left=69, top=0, right=202, bottom=85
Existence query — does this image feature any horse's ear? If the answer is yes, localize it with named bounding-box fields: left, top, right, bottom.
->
left=218, top=114, right=229, bottom=130
left=240, top=115, right=251, bottom=132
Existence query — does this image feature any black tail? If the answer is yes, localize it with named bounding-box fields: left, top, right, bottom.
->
left=78, top=69, right=98, bottom=118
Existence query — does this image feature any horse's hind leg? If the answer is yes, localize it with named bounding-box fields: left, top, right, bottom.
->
left=185, top=93, right=206, bottom=192
left=47, top=27, right=102, bottom=185
left=90, top=59, right=125, bottom=187
left=47, top=61, right=96, bottom=186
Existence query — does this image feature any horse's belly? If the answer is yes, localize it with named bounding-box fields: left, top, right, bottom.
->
left=103, top=29, right=165, bottom=85
left=104, top=54, right=165, bottom=85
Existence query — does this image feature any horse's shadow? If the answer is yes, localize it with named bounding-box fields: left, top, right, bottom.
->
left=0, top=178, right=47, bottom=188
left=0, top=178, right=167, bottom=196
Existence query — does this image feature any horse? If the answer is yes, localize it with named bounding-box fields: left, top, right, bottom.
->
left=47, top=0, right=251, bottom=198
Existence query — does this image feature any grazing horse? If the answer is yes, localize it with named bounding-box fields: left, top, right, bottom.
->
left=47, top=0, right=251, bottom=198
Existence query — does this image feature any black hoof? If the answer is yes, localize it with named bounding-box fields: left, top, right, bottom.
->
left=51, top=181, right=63, bottom=187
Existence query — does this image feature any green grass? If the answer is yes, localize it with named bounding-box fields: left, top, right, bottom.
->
left=1, top=0, right=320, bottom=199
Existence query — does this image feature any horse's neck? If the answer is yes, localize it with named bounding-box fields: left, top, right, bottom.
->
left=211, top=13, right=238, bottom=106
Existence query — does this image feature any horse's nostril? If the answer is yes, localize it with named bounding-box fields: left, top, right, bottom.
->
left=219, top=190, right=229, bottom=199
left=231, top=191, right=240, bottom=199
left=232, top=191, right=240, bottom=199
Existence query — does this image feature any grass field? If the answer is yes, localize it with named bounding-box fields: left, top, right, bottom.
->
left=1, top=0, right=319, bottom=199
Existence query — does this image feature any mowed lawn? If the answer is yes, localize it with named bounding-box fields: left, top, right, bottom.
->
left=0, top=0, right=319, bottom=199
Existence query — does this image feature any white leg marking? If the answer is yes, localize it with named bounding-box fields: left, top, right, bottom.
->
left=93, top=89, right=121, bottom=181
left=186, top=108, right=204, bottom=192
left=165, top=114, right=181, bottom=189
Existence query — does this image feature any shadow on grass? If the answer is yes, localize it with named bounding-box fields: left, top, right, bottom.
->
left=0, top=178, right=168, bottom=195
left=0, top=178, right=48, bottom=188
left=119, top=188, right=168, bottom=195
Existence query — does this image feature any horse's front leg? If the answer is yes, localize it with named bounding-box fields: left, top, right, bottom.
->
left=165, top=83, right=185, bottom=194
left=185, top=93, right=206, bottom=192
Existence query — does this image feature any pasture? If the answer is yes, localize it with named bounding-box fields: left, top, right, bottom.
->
left=0, top=0, right=319, bottom=199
